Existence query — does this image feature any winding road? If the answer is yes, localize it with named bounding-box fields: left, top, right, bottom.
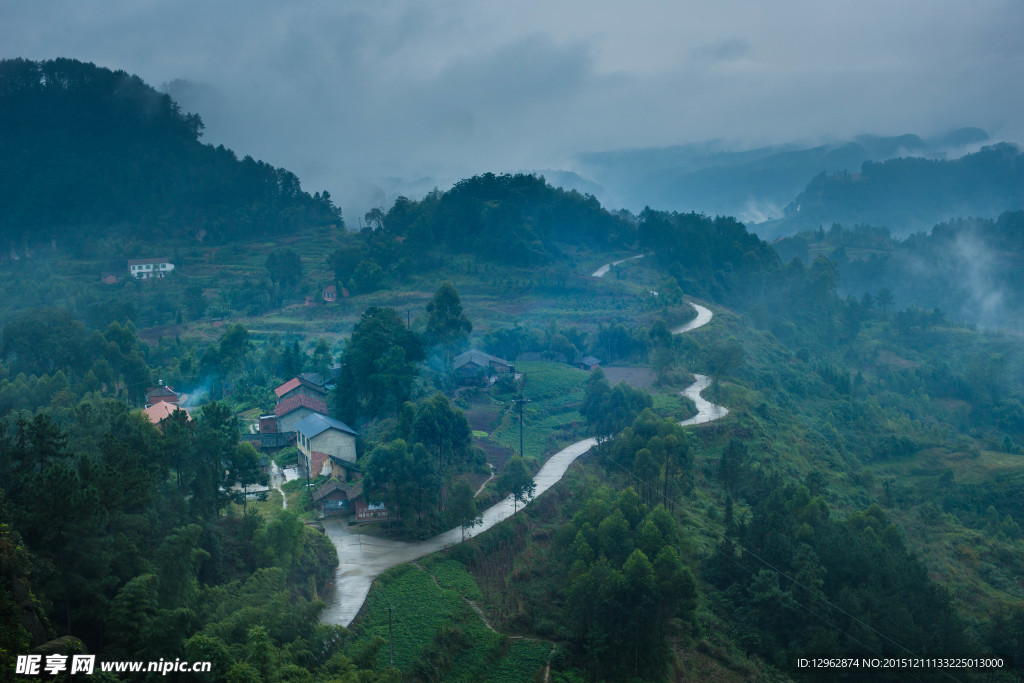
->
left=319, top=258, right=728, bottom=627
left=590, top=253, right=646, bottom=278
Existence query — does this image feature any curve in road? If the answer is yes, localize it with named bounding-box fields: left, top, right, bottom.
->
left=321, top=259, right=728, bottom=627
left=590, top=253, right=646, bottom=278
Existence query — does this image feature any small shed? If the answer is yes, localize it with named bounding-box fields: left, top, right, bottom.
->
left=575, top=355, right=602, bottom=371
left=259, top=415, right=278, bottom=434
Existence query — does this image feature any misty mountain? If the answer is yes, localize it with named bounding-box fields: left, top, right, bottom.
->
left=773, top=211, right=1024, bottom=330
left=573, top=129, right=991, bottom=221
left=0, top=58, right=341, bottom=245
left=761, top=143, right=1024, bottom=239
left=344, top=173, right=636, bottom=274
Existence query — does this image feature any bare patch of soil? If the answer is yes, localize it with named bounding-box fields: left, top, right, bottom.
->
left=878, top=350, right=919, bottom=368
left=476, top=438, right=515, bottom=473
left=462, top=403, right=502, bottom=432
left=601, top=365, right=657, bottom=389
left=137, top=324, right=185, bottom=345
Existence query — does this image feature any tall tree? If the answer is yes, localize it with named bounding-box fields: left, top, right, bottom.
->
left=333, top=307, right=423, bottom=423
left=425, top=282, right=472, bottom=365
left=265, top=249, right=303, bottom=289
left=412, top=393, right=474, bottom=484
left=231, top=442, right=269, bottom=514
left=448, top=478, right=481, bottom=541
left=191, top=402, right=240, bottom=519
left=706, top=336, right=744, bottom=398
left=497, top=456, right=535, bottom=513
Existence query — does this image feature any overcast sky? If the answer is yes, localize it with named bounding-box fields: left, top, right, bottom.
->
left=4, top=0, right=1023, bottom=217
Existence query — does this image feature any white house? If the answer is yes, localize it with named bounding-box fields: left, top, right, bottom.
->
left=128, top=258, right=175, bottom=279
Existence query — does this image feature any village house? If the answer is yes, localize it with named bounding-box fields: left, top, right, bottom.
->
left=300, top=371, right=336, bottom=392
left=274, top=394, right=328, bottom=433
left=311, top=479, right=389, bottom=520
left=312, top=478, right=356, bottom=515
left=451, top=349, right=515, bottom=385
left=143, top=402, right=190, bottom=426
left=295, top=412, right=358, bottom=478
left=145, top=384, right=179, bottom=406
left=128, top=257, right=175, bottom=279
left=354, top=496, right=389, bottom=521
left=259, top=414, right=278, bottom=433
left=574, top=355, right=602, bottom=371
left=273, top=375, right=329, bottom=404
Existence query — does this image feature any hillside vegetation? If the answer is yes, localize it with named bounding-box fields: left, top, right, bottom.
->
left=0, top=58, right=341, bottom=247
left=1, top=58, right=1023, bottom=682
left=761, top=143, right=1024, bottom=238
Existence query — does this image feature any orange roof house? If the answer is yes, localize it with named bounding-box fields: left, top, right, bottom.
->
left=144, top=402, right=191, bottom=425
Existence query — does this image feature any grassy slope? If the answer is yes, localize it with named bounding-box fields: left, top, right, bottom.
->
left=19, top=225, right=1024, bottom=676
left=352, top=558, right=551, bottom=682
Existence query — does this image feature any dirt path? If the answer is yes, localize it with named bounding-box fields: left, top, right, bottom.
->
left=474, top=464, right=495, bottom=497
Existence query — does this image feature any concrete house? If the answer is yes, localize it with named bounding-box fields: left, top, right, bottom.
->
left=128, top=258, right=175, bottom=279
left=296, top=413, right=358, bottom=478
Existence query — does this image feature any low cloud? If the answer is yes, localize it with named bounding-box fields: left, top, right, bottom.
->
left=2, top=0, right=1021, bottom=218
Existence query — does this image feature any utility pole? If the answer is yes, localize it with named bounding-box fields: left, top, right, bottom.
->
left=305, top=449, right=311, bottom=501
left=386, top=607, right=394, bottom=666
left=513, top=394, right=531, bottom=459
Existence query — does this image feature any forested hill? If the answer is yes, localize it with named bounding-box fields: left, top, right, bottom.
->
left=333, top=173, right=780, bottom=305
left=361, top=173, right=637, bottom=266
left=773, top=211, right=1024, bottom=330
left=0, top=58, right=341, bottom=244
left=760, top=143, right=1024, bottom=238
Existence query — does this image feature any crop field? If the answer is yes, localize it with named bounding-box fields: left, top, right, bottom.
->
left=352, top=559, right=551, bottom=681
left=489, top=361, right=589, bottom=463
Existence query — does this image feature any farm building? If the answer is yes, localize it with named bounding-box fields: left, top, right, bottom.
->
left=452, top=349, right=514, bottom=385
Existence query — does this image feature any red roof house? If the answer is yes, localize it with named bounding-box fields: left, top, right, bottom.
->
left=274, top=376, right=329, bottom=403
left=274, top=394, right=328, bottom=432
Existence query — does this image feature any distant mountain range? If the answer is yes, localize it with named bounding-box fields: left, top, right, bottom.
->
left=556, top=128, right=1024, bottom=239
left=758, top=143, right=1024, bottom=239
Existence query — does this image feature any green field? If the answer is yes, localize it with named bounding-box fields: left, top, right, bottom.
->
left=351, top=557, right=552, bottom=681
left=490, top=360, right=589, bottom=464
